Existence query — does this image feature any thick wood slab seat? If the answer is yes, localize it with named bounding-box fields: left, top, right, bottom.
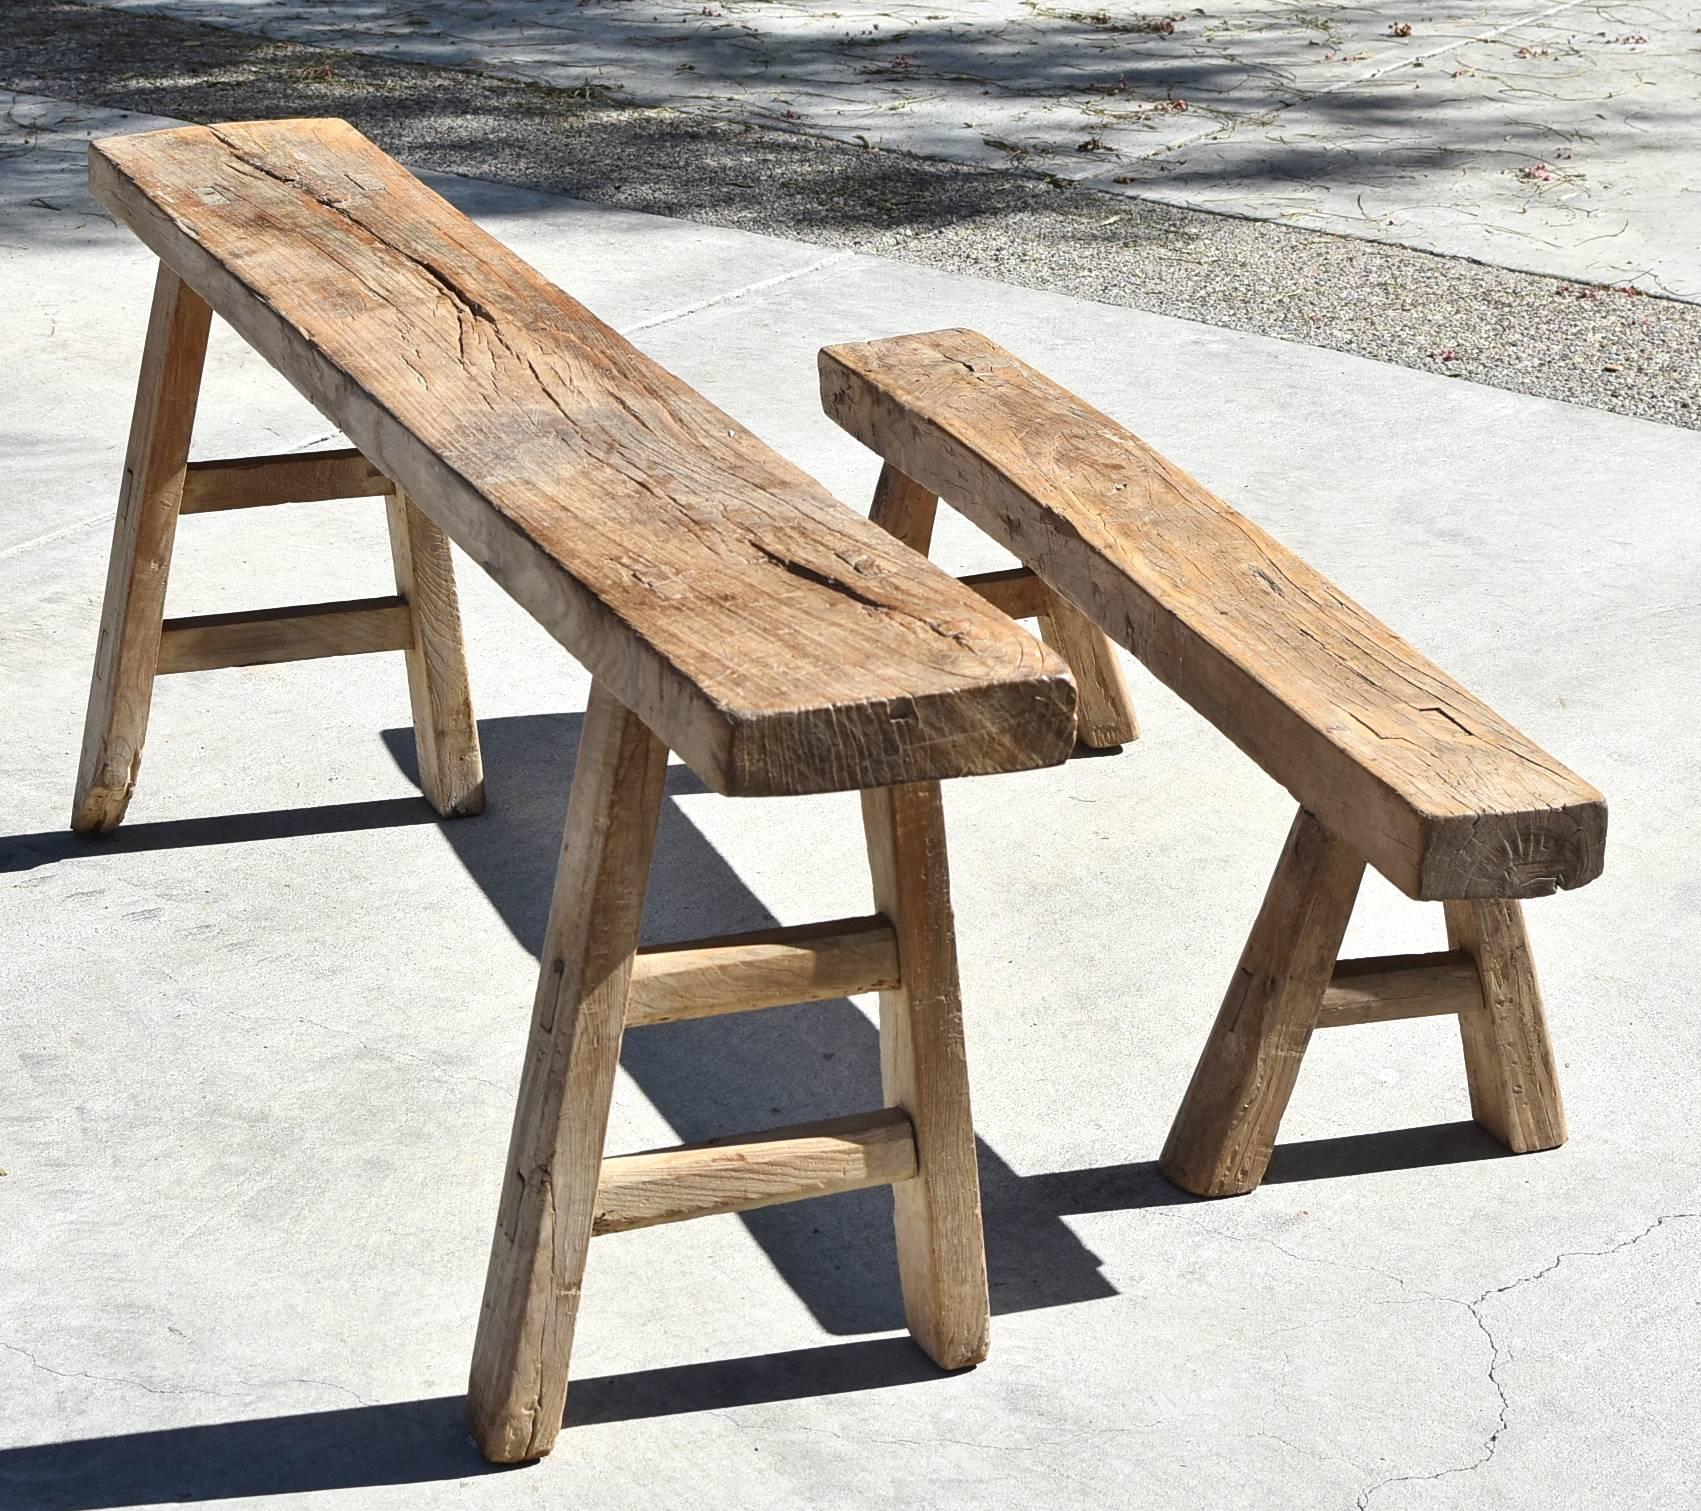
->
left=820, top=328, right=1606, bottom=900
left=89, top=122, right=1075, bottom=799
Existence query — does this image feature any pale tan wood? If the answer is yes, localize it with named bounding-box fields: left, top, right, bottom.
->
left=626, top=916, right=899, bottom=1028
left=1317, top=951, right=1484, bottom=1028
left=71, top=265, right=211, bottom=835
left=178, top=447, right=392, bottom=512
left=467, top=684, right=667, bottom=1464
left=386, top=490, right=484, bottom=817
left=592, top=1109, right=917, bottom=1235
left=90, top=122, right=1075, bottom=799
left=1445, top=900, right=1566, bottom=1153
left=959, top=567, right=1048, bottom=620
left=1160, top=808, right=1366, bottom=1197
left=822, top=330, right=1607, bottom=900
left=155, top=597, right=414, bottom=674
left=861, top=780, right=991, bottom=1370
left=1036, top=591, right=1140, bottom=749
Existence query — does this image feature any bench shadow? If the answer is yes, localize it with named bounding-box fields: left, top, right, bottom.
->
left=0, top=1338, right=946, bottom=1508
left=378, top=710, right=1129, bottom=1332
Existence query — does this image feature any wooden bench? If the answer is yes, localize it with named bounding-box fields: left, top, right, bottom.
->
left=820, top=327, right=1608, bottom=1199
left=79, top=122, right=1080, bottom=1463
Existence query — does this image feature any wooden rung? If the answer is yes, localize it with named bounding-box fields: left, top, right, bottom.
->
left=179, top=448, right=393, bottom=513
left=626, top=915, right=900, bottom=1027
left=1317, top=950, right=1484, bottom=1028
left=593, top=1109, right=917, bottom=1236
left=156, top=597, right=415, bottom=674
left=958, top=567, right=1047, bottom=620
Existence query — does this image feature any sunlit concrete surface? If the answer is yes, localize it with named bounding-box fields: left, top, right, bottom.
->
left=3, top=91, right=1698, bottom=1511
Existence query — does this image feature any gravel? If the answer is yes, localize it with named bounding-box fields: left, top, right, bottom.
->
left=6, top=0, right=1696, bottom=429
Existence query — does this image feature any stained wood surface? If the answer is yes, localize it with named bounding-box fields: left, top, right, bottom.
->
left=179, top=447, right=391, bottom=512
left=1160, top=808, right=1365, bottom=1197
left=822, top=330, right=1607, bottom=899
left=467, top=685, right=667, bottom=1463
left=592, top=1109, right=917, bottom=1234
left=91, top=120, right=1076, bottom=798
left=155, top=596, right=413, bottom=673
left=386, top=491, right=484, bottom=816
left=626, top=916, right=900, bottom=1027
left=1317, top=951, right=1483, bottom=1028
left=72, top=266, right=210, bottom=835
left=1445, top=899, right=1566, bottom=1152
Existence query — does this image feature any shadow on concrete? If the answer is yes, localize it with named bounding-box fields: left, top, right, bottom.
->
left=378, top=710, right=1121, bottom=1334
left=0, top=1339, right=955, bottom=1506
left=1265, top=1120, right=1513, bottom=1184
left=1, top=710, right=1521, bottom=1499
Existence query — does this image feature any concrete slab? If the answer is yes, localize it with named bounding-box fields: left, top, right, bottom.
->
left=80, top=0, right=1701, bottom=295
left=4, top=94, right=1700, bottom=1511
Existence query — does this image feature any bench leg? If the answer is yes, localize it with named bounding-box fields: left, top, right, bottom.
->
left=1160, top=808, right=1365, bottom=1197
left=385, top=489, right=484, bottom=816
left=1445, top=900, right=1566, bottom=1153
left=1036, top=592, right=1138, bottom=749
left=466, top=683, right=667, bottom=1463
left=867, top=461, right=1134, bottom=750
left=72, top=266, right=212, bottom=834
left=862, top=780, right=991, bottom=1370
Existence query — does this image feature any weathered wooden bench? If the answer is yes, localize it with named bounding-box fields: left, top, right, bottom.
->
left=78, top=121, right=1081, bottom=1462
left=821, top=328, right=1608, bottom=1198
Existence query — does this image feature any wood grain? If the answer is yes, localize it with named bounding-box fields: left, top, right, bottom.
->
left=592, top=1110, right=917, bottom=1235
left=90, top=121, right=1075, bottom=799
left=822, top=330, right=1606, bottom=899
left=386, top=490, right=484, bottom=817
left=179, top=447, right=391, bottom=512
left=959, top=567, right=1048, bottom=620
left=155, top=597, right=413, bottom=672
left=862, top=780, right=991, bottom=1369
left=1160, top=808, right=1365, bottom=1197
left=1036, top=590, right=1139, bottom=748
left=467, top=684, right=667, bottom=1464
left=1317, top=951, right=1484, bottom=1028
left=626, top=916, right=900, bottom=1027
left=72, top=265, right=210, bottom=835
left=1445, top=900, right=1566, bottom=1152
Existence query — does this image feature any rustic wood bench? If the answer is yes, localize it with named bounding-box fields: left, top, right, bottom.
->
left=821, top=327, right=1608, bottom=1199
left=78, top=122, right=1080, bottom=1462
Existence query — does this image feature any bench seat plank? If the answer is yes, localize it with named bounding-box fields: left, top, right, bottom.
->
left=89, top=121, right=1075, bottom=798
left=820, top=328, right=1605, bottom=899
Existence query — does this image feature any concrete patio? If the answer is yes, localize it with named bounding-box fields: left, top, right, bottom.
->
left=3, top=91, right=1698, bottom=1510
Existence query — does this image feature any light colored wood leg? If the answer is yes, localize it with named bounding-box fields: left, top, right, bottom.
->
left=1037, top=591, right=1139, bottom=748
left=466, top=684, right=667, bottom=1463
left=385, top=488, right=484, bottom=816
left=861, top=779, right=991, bottom=1370
left=72, top=266, right=212, bottom=834
left=870, top=462, right=1132, bottom=749
left=1161, top=808, right=1366, bottom=1197
left=869, top=460, right=939, bottom=550
left=1444, top=899, right=1566, bottom=1153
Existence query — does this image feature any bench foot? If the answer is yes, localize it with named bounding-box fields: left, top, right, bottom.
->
left=467, top=681, right=991, bottom=1461
left=1160, top=808, right=1364, bottom=1197
left=1037, top=593, right=1138, bottom=749
left=72, top=265, right=484, bottom=831
left=1445, top=899, right=1566, bottom=1153
left=466, top=684, right=667, bottom=1464
left=1162, top=809, right=1569, bottom=1198
left=385, top=491, right=484, bottom=817
left=863, top=780, right=991, bottom=1370
left=866, top=462, right=1135, bottom=751
left=72, top=266, right=211, bottom=835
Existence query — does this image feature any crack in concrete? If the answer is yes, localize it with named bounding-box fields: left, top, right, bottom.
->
left=1355, top=1210, right=1700, bottom=1509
